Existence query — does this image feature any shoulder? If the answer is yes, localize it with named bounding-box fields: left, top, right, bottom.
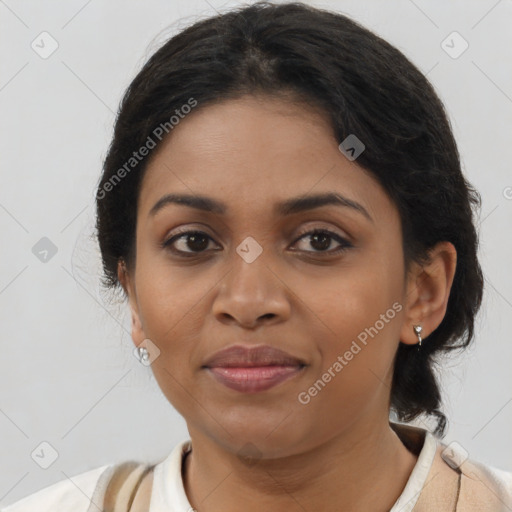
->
left=438, top=440, right=512, bottom=511
left=1, top=464, right=112, bottom=512
left=458, top=456, right=512, bottom=511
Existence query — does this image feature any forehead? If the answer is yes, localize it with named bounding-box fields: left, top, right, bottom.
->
left=137, top=95, right=395, bottom=224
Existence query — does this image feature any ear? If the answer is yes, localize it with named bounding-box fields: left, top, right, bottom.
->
left=399, top=241, right=457, bottom=346
left=117, top=259, right=147, bottom=346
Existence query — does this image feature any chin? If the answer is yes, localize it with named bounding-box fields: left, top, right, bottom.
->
left=209, top=416, right=311, bottom=459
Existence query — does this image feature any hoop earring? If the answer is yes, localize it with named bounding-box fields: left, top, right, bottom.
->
left=413, top=325, right=423, bottom=347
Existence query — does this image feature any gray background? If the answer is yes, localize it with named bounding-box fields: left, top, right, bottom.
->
left=1, top=0, right=511, bottom=506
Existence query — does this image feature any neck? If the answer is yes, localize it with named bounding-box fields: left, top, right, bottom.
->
left=182, top=417, right=419, bottom=512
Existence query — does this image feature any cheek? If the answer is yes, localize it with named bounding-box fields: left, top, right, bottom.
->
left=134, top=265, right=210, bottom=417
left=297, top=252, right=400, bottom=338
left=296, top=287, right=401, bottom=436
left=297, top=250, right=403, bottom=389
left=134, top=243, right=209, bottom=334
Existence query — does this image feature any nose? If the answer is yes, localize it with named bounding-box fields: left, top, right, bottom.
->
left=211, top=252, right=291, bottom=329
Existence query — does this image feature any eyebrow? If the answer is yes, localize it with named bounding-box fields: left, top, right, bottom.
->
left=149, top=192, right=373, bottom=223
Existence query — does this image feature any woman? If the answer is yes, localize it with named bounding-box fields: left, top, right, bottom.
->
left=4, top=2, right=511, bottom=511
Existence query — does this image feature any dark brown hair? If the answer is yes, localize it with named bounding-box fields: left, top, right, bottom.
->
left=95, top=1, right=484, bottom=437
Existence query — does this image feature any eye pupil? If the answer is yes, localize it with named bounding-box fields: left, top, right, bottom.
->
left=310, top=232, right=331, bottom=251
left=187, top=233, right=209, bottom=251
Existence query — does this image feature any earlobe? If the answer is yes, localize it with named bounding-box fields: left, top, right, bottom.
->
left=399, top=241, right=457, bottom=346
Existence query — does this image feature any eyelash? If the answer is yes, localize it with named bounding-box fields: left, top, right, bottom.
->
left=161, top=228, right=353, bottom=257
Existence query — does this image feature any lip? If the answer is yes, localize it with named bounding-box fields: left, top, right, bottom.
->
left=203, top=344, right=306, bottom=368
left=202, top=344, right=306, bottom=393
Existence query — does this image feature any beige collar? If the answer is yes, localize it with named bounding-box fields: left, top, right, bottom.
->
left=391, top=421, right=510, bottom=511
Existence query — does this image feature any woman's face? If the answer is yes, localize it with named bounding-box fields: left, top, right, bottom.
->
left=121, top=94, right=416, bottom=458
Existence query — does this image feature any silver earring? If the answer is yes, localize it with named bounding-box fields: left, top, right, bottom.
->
left=413, top=325, right=423, bottom=347
left=137, top=346, right=150, bottom=363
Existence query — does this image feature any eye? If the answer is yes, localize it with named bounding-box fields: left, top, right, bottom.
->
left=162, top=228, right=353, bottom=257
left=162, top=230, right=219, bottom=256
left=291, top=228, right=353, bottom=255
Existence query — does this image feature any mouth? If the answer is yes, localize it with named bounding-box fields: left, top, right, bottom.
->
left=206, top=365, right=305, bottom=393
left=202, top=344, right=307, bottom=393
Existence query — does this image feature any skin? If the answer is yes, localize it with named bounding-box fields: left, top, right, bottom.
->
left=118, top=94, right=457, bottom=512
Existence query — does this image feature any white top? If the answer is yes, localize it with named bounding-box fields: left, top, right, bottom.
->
left=2, top=424, right=511, bottom=512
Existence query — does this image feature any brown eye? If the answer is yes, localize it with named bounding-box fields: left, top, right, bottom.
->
left=292, top=229, right=352, bottom=254
left=162, top=230, right=217, bottom=255
left=162, top=228, right=352, bottom=258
